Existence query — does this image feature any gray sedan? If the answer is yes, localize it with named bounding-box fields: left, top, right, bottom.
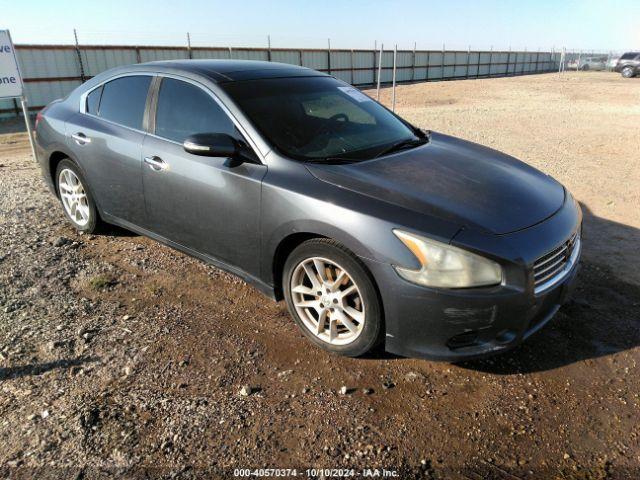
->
left=34, top=60, right=582, bottom=360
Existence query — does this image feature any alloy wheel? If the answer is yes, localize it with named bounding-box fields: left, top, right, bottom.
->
left=58, top=168, right=90, bottom=227
left=290, top=256, right=365, bottom=345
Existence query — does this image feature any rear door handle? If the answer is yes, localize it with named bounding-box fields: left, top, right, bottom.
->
left=144, top=156, right=168, bottom=171
left=71, top=133, right=91, bottom=145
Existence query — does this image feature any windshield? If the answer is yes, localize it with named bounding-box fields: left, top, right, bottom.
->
left=221, top=76, right=421, bottom=161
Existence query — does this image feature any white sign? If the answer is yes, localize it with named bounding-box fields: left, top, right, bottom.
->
left=0, top=30, right=23, bottom=99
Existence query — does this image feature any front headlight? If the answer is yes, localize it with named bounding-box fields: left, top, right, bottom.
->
left=392, top=230, right=502, bottom=288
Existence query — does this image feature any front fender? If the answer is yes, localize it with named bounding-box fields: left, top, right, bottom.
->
left=259, top=173, right=460, bottom=287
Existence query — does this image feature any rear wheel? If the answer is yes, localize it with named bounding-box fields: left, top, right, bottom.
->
left=283, top=239, right=382, bottom=357
left=621, top=66, right=634, bottom=78
left=55, top=159, right=103, bottom=233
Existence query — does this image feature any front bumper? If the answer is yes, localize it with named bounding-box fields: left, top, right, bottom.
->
left=364, top=199, right=582, bottom=361
left=381, top=260, right=578, bottom=361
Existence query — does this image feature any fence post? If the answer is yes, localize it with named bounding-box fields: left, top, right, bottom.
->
left=350, top=49, right=354, bottom=84
left=466, top=45, right=470, bottom=78
left=327, top=38, right=331, bottom=75
left=576, top=50, right=581, bottom=71
left=426, top=49, right=430, bottom=80
left=376, top=44, right=383, bottom=100
left=135, top=47, right=141, bottom=63
left=534, top=47, right=540, bottom=73
left=507, top=46, right=511, bottom=75
left=488, top=45, right=493, bottom=77
left=73, top=29, right=85, bottom=83
left=392, top=44, right=397, bottom=112
left=373, top=42, right=377, bottom=88
left=186, top=32, right=192, bottom=59
left=411, top=41, right=416, bottom=82
left=267, top=35, right=272, bottom=62
left=441, top=43, right=445, bottom=80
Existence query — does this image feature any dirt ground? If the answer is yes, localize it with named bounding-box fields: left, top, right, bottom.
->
left=1, top=72, right=639, bottom=479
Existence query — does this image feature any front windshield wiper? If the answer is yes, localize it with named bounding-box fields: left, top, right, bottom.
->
left=372, top=136, right=429, bottom=159
left=306, top=156, right=362, bottom=165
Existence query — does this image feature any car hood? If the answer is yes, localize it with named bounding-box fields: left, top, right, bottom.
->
left=306, top=132, right=565, bottom=235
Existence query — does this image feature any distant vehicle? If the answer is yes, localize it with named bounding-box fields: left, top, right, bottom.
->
left=566, top=56, right=607, bottom=71
left=607, top=56, right=621, bottom=70
left=614, top=52, right=640, bottom=78
left=33, top=60, right=582, bottom=360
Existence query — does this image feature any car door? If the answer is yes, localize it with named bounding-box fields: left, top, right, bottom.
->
left=65, top=74, right=152, bottom=225
left=141, top=76, right=267, bottom=278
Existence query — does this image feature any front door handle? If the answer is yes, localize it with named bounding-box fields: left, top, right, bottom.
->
left=71, top=132, right=91, bottom=145
left=144, top=156, right=168, bottom=171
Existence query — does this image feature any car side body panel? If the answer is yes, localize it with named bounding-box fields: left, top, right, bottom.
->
left=141, top=133, right=268, bottom=278
left=64, top=112, right=147, bottom=225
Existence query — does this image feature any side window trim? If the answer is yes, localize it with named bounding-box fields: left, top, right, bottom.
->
left=79, top=72, right=156, bottom=135
left=85, top=85, right=103, bottom=116
left=149, top=74, right=264, bottom=163
left=144, top=76, right=161, bottom=134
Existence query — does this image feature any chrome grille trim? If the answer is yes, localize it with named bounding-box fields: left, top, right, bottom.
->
left=534, top=256, right=566, bottom=279
left=533, top=231, right=581, bottom=295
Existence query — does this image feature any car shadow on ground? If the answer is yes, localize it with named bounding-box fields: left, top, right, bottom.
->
left=0, top=356, right=99, bottom=381
left=100, top=224, right=138, bottom=238
left=460, top=203, right=640, bottom=374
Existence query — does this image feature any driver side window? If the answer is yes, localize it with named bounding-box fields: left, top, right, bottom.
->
left=155, top=78, right=238, bottom=143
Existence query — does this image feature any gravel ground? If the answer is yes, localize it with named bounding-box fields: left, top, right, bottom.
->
left=1, top=72, right=639, bottom=479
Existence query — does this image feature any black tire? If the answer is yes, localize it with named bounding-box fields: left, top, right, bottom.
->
left=621, top=66, right=634, bottom=78
left=582, top=64, right=589, bottom=71
left=55, top=159, right=103, bottom=234
left=283, top=238, right=383, bottom=357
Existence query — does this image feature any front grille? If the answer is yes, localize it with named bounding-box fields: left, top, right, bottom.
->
left=533, top=230, right=579, bottom=290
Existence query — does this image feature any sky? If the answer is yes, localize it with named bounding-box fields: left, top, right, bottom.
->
left=2, top=0, right=639, bottom=52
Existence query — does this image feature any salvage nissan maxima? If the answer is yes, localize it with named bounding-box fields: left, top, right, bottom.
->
left=34, top=60, right=582, bottom=361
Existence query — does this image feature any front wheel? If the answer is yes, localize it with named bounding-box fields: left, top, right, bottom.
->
left=621, top=66, right=634, bottom=78
left=55, top=159, right=103, bottom=233
left=283, top=239, right=383, bottom=357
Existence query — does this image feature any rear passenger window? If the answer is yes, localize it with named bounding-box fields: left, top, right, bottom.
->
left=155, top=78, right=236, bottom=143
left=86, top=86, right=102, bottom=115
left=98, top=76, right=151, bottom=130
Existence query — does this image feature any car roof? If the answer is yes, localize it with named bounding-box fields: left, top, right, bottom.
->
left=137, top=59, right=328, bottom=83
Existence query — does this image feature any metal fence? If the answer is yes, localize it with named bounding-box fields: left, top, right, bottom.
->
left=1, top=43, right=563, bottom=118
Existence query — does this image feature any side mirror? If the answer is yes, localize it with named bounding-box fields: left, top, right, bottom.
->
left=183, top=133, right=238, bottom=157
